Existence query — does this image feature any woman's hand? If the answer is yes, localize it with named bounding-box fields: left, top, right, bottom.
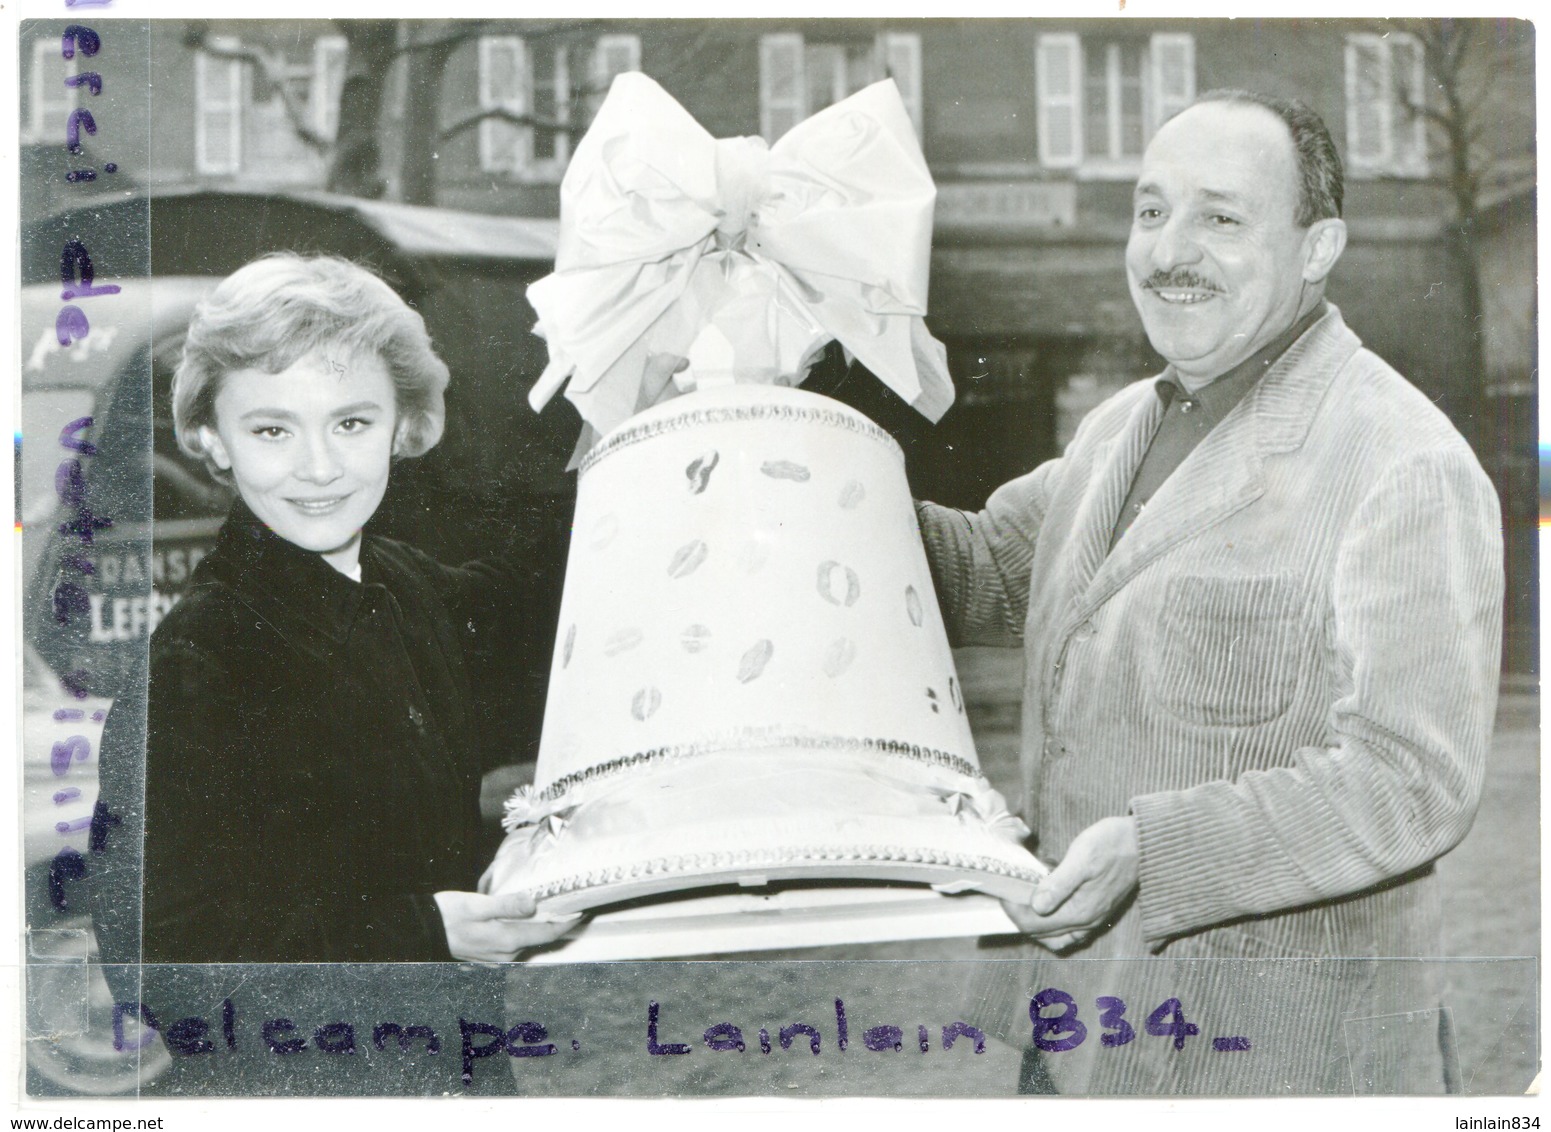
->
left=433, top=890, right=581, bottom=964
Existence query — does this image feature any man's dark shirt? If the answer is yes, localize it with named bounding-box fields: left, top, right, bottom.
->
left=1111, top=301, right=1328, bottom=548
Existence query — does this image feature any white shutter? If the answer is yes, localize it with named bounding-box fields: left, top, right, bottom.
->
left=587, top=33, right=640, bottom=123
left=1036, top=33, right=1082, bottom=168
left=807, top=44, right=847, bottom=112
left=479, top=35, right=530, bottom=174
left=31, top=39, right=79, bottom=143
left=760, top=33, right=805, bottom=142
left=195, top=43, right=244, bottom=175
left=1389, top=33, right=1427, bottom=176
left=878, top=32, right=923, bottom=140
left=310, top=35, right=348, bottom=141
left=1148, top=33, right=1194, bottom=134
left=1344, top=34, right=1389, bottom=172
left=592, top=33, right=640, bottom=90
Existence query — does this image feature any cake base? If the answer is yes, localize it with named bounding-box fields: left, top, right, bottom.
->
left=521, top=883, right=1025, bottom=962
left=485, top=744, right=1046, bottom=915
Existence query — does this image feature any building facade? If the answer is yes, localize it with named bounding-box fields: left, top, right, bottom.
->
left=20, top=18, right=1536, bottom=664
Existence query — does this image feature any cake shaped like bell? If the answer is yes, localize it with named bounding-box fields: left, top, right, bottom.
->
left=484, top=72, right=1044, bottom=948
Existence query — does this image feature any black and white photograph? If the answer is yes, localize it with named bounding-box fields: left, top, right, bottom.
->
left=9, top=9, right=1540, bottom=1115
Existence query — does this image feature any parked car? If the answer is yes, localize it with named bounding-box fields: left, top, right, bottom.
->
left=22, top=187, right=572, bottom=701
left=19, top=189, right=567, bottom=1094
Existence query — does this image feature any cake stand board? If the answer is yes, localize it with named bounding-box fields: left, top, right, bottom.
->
left=522, top=884, right=1024, bottom=962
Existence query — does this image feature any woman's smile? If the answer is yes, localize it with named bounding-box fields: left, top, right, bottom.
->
left=286, top=493, right=354, bottom=514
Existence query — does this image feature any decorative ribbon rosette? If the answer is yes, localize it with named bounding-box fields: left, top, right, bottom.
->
left=488, top=74, right=1045, bottom=950
left=526, top=71, right=954, bottom=460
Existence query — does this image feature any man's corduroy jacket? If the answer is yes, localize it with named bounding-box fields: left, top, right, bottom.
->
left=918, top=305, right=1503, bottom=1093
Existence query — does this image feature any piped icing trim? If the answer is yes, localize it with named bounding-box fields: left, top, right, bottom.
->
left=506, top=730, right=985, bottom=826
left=499, top=736, right=1031, bottom=877
left=520, top=844, right=1047, bottom=902
left=579, top=401, right=903, bottom=477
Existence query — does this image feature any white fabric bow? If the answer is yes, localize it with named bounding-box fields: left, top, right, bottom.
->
left=526, top=71, right=954, bottom=457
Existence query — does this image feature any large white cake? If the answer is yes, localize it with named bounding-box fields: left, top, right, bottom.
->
left=484, top=382, right=1045, bottom=915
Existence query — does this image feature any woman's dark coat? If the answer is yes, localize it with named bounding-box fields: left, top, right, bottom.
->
left=95, top=501, right=558, bottom=963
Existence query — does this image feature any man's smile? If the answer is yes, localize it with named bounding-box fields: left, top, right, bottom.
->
left=1146, top=288, right=1219, bottom=305
left=1140, top=270, right=1224, bottom=306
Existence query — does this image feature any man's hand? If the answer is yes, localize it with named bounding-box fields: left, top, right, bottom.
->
left=434, top=890, right=581, bottom=965
left=1001, top=815, right=1140, bottom=950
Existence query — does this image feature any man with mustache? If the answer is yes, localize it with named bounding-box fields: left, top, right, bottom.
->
left=917, top=91, right=1503, bottom=1093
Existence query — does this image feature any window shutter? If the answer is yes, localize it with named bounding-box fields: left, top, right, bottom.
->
left=805, top=44, right=846, bottom=113
left=310, top=35, right=348, bottom=141
left=479, top=35, right=530, bottom=174
left=592, top=33, right=640, bottom=91
left=760, top=33, right=805, bottom=142
left=1148, top=33, right=1194, bottom=133
left=877, top=32, right=923, bottom=140
left=31, top=39, right=78, bottom=143
left=195, top=44, right=244, bottom=175
left=588, top=33, right=640, bottom=123
left=1036, top=33, right=1082, bottom=168
left=1389, top=34, right=1427, bottom=175
left=1345, top=34, right=1389, bottom=170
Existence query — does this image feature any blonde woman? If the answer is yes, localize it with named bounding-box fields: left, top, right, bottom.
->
left=100, top=254, right=571, bottom=964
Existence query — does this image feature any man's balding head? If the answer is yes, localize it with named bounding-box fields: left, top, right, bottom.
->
left=1188, top=89, right=1344, bottom=228
left=1125, top=96, right=1348, bottom=385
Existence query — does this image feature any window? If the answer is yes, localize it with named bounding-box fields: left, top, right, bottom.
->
left=1345, top=33, right=1427, bottom=177
left=310, top=35, right=348, bottom=141
left=1035, top=33, right=1194, bottom=174
left=479, top=33, right=641, bottom=180
left=528, top=43, right=569, bottom=170
left=222, top=37, right=343, bottom=181
left=27, top=38, right=78, bottom=145
left=194, top=41, right=246, bottom=175
left=758, top=32, right=923, bottom=143
left=1085, top=39, right=1146, bottom=162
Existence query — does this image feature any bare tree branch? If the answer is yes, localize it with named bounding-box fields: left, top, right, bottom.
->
left=439, top=107, right=573, bottom=144
left=1398, top=97, right=1456, bottom=130
left=1460, top=116, right=1502, bottom=148
left=183, top=24, right=331, bottom=154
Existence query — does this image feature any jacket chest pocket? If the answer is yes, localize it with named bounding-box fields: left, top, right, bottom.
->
left=1147, top=574, right=1302, bottom=727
